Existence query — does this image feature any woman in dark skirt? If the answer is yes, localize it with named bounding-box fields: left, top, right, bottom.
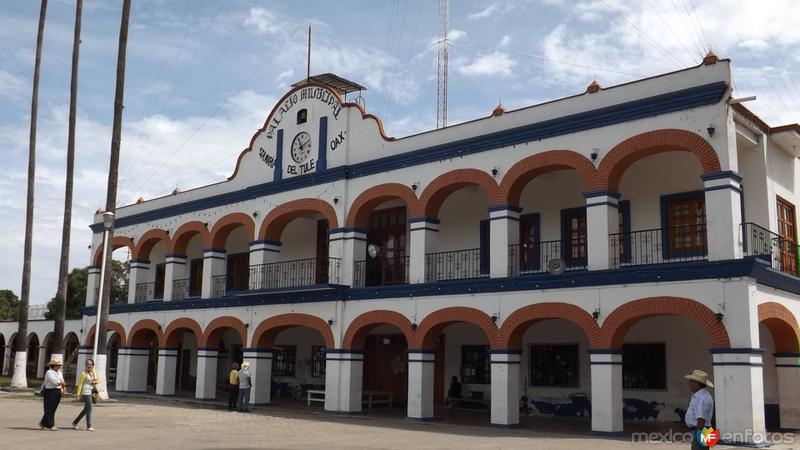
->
left=39, top=359, right=66, bottom=430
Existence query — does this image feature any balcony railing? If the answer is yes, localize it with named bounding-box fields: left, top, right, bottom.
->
left=212, top=275, right=226, bottom=297
left=425, top=248, right=486, bottom=282
left=610, top=224, right=707, bottom=267
left=172, top=278, right=189, bottom=301
left=743, top=222, right=799, bottom=277
left=249, top=257, right=341, bottom=291
left=508, top=240, right=586, bottom=275
left=353, top=256, right=409, bottom=288
left=135, top=282, right=154, bottom=303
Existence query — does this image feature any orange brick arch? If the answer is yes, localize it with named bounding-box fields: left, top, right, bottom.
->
left=342, top=310, right=417, bottom=349
left=418, top=169, right=503, bottom=218
left=249, top=313, right=335, bottom=348
left=127, top=319, right=163, bottom=347
left=169, top=221, right=211, bottom=255
left=599, top=296, right=730, bottom=348
left=498, top=303, right=602, bottom=349
left=85, top=321, right=127, bottom=347
left=93, top=235, right=135, bottom=266
left=133, top=229, right=171, bottom=260
left=209, top=212, right=256, bottom=249
left=758, top=302, right=800, bottom=353
left=415, top=306, right=500, bottom=349
left=162, top=318, right=204, bottom=348
left=259, top=198, right=339, bottom=241
left=593, top=129, right=721, bottom=190
left=201, top=316, right=248, bottom=347
left=345, top=184, right=421, bottom=228
left=500, top=151, right=598, bottom=205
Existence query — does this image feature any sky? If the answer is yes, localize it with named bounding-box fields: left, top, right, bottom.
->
left=2, top=0, right=800, bottom=304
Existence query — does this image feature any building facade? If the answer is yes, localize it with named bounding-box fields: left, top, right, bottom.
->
left=68, top=55, right=800, bottom=445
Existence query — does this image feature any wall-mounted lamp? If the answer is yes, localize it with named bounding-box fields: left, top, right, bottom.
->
left=491, top=167, right=499, bottom=177
left=592, top=309, right=600, bottom=321
left=707, top=124, right=715, bottom=137
left=157, top=324, right=162, bottom=330
left=411, top=183, right=418, bottom=191
left=244, top=323, right=250, bottom=329
left=327, top=319, right=334, bottom=326
left=252, top=211, right=258, bottom=218
left=715, top=312, right=724, bottom=322
left=590, top=149, right=599, bottom=162
left=333, top=196, right=340, bottom=205
left=411, top=323, right=418, bottom=330
left=491, top=314, right=498, bottom=323
left=203, top=222, right=209, bottom=228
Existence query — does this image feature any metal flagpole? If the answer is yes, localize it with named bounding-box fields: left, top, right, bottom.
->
left=92, top=212, right=114, bottom=363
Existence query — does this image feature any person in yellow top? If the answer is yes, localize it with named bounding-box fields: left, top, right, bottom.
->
left=228, top=362, right=240, bottom=411
left=72, top=359, right=100, bottom=431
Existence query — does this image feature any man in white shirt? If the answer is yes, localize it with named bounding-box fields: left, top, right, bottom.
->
left=684, top=369, right=714, bottom=450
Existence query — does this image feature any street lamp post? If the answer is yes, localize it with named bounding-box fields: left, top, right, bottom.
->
left=92, top=211, right=113, bottom=399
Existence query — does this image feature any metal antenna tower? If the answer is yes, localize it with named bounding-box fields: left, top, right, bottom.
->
left=436, top=0, right=448, bottom=129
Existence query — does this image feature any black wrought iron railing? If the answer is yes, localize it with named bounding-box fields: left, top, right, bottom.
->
left=212, top=275, right=226, bottom=297
left=425, top=248, right=486, bottom=282
left=508, top=239, right=586, bottom=275
left=609, top=224, right=707, bottom=267
left=249, top=257, right=342, bottom=290
left=172, top=278, right=189, bottom=301
left=135, top=282, right=154, bottom=303
left=352, top=256, right=409, bottom=288
left=742, top=222, right=799, bottom=277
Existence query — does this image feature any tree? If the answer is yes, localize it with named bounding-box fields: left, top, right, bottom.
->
left=0, top=290, right=20, bottom=321
left=13, top=0, right=48, bottom=389
left=52, top=0, right=83, bottom=358
left=45, top=262, right=129, bottom=320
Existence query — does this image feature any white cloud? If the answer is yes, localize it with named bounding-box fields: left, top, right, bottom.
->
left=457, top=51, right=517, bottom=77
left=738, top=39, right=769, bottom=52
left=244, top=7, right=283, bottom=36
left=0, top=69, right=26, bottom=99
left=499, top=35, right=512, bottom=48
left=468, top=3, right=500, bottom=20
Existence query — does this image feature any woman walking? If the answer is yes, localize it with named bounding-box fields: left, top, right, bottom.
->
left=39, top=359, right=66, bottom=430
left=72, top=359, right=99, bottom=431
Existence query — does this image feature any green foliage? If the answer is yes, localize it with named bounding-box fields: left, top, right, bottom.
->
left=45, top=261, right=129, bottom=320
left=0, top=289, right=20, bottom=321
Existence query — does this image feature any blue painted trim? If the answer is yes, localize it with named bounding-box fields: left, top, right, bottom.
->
left=583, top=190, right=621, bottom=199
left=489, top=349, right=523, bottom=354
left=129, top=259, right=150, bottom=264
left=91, top=81, right=728, bottom=233
left=487, top=204, right=522, bottom=213
left=704, top=185, right=742, bottom=194
left=406, top=349, right=435, bottom=354
left=775, top=364, right=800, bottom=368
left=241, top=347, right=274, bottom=353
left=560, top=206, right=587, bottom=267
left=619, top=200, right=631, bottom=264
left=488, top=215, right=519, bottom=222
left=203, top=248, right=228, bottom=254
left=328, top=227, right=368, bottom=235
left=409, top=217, right=441, bottom=225
left=157, top=347, right=179, bottom=351
left=274, top=129, right=283, bottom=182
left=708, top=347, right=765, bottom=354
left=325, top=349, right=365, bottom=354
left=249, top=240, right=282, bottom=247
left=774, top=352, right=800, bottom=357
left=712, top=362, right=763, bottom=367
left=480, top=219, right=490, bottom=275
left=317, top=115, right=328, bottom=172
left=585, top=201, right=618, bottom=209
left=164, top=253, right=187, bottom=259
left=700, top=170, right=742, bottom=182
left=659, top=190, right=707, bottom=259
left=489, top=423, right=522, bottom=429
left=589, top=361, right=623, bottom=365
left=587, top=349, right=623, bottom=354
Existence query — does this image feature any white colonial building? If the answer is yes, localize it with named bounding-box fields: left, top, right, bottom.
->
left=5, top=53, right=799, bottom=445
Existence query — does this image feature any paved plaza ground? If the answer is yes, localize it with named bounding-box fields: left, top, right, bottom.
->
left=1, top=393, right=798, bottom=449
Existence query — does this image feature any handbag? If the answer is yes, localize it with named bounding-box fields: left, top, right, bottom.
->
left=89, top=370, right=100, bottom=405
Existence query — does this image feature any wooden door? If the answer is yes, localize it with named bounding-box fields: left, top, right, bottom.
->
left=667, top=197, right=706, bottom=256
left=189, top=259, right=203, bottom=297
left=519, top=213, right=540, bottom=271
left=226, top=253, right=249, bottom=290
left=364, top=334, right=407, bottom=404
left=154, top=263, right=166, bottom=299
left=777, top=197, right=798, bottom=274
left=367, top=207, right=408, bottom=286
left=563, top=209, right=587, bottom=265
left=315, top=219, right=329, bottom=283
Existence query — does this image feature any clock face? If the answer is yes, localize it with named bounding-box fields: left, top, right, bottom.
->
left=290, top=131, right=312, bottom=164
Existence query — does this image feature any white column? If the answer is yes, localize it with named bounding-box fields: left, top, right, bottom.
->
left=156, top=348, right=178, bottom=396
left=590, top=350, right=623, bottom=434
left=248, top=241, right=281, bottom=290
left=491, top=351, right=521, bottom=427
left=712, top=348, right=768, bottom=446
left=75, top=346, right=91, bottom=386
left=703, top=171, right=743, bottom=261
left=775, top=353, right=800, bottom=430
left=489, top=206, right=520, bottom=278
left=333, top=229, right=367, bottom=287
left=195, top=348, right=218, bottom=400
left=409, top=218, right=439, bottom=284
left=163, top=254, right=186, bottom=301
left=585, top=191, right=619, bottom=270
left=128, top=259, right=150, bottom=304
left=243, top=348, right=272, bottom=404
left=10, top=350, right=28, bottom=388
left=118, top=347, right=149, bottom=392
left=201, top=249, right=227, bottom=298
left=324, top=350, right=363, bottom=412
left=407, top=350, right=435, bottom=420
left=85, top=266, right=100, bottom=307
left=2, top=345, right=12, bottom=376
left=36, top=346, right=47, bottom=379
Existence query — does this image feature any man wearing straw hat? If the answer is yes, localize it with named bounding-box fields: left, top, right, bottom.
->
left=684, top=369, right=715, bottom=449
left=39, top=359, right=67, bottom=430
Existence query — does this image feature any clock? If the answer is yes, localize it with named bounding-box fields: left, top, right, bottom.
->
left=290, top=131, right=312, bottom=164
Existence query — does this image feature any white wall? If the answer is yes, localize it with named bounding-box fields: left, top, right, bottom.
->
left=437, top=187, right=488, bottom=252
